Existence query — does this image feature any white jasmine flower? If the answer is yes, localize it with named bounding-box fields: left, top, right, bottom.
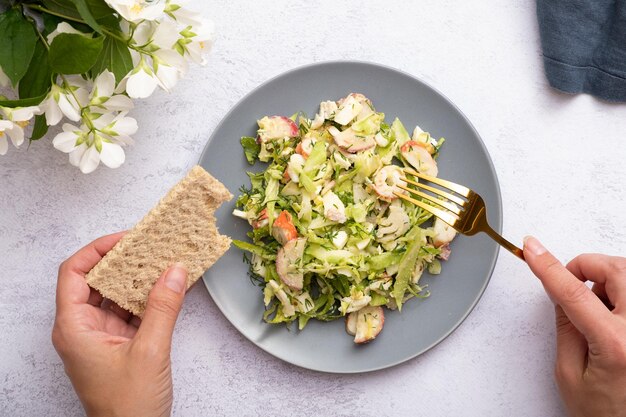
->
left=153, top=49, right=187, bottom=91
left=89, top=70, right=133, bottom=112
left=46, top=22, right=87, bottom=44
left=39, top=84, right=85, bottom=125
left=53, top=122, right=129, bottom=173
left=165, top=1, right=203, bottom=27
left=105, top=0, right=166, bottom=22
left=0, top=105, right=40, bottom=122
left=52, top=123, right=86, bottom=153
left=0, top=120, right=24, bottom=155
left=0, top=66, right=9, bottom=87
left=93, top=111, right=138, bottom=144
left=0, top=105, right=40, bottom=153
left=177, top=19, right=215, bottom=65
left=125, top=59, right=159, bottom=98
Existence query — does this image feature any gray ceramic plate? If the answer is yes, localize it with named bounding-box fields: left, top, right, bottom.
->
left=200, top=61, right=501, bottom=373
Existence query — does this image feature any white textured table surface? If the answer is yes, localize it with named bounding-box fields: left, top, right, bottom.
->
left=2, top=1, right=626, bottom=416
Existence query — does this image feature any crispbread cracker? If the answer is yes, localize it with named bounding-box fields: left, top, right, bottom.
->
left=85, top=165, right=233, bottom=317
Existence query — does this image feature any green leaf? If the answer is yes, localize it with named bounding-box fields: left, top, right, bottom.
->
left=90, top=35, right=133, bottom=83
left=19, top=40, right=53, bottom=99
left=71, top=0, right=102, bottom=33
left=232, top=240, right=277, bottom=259
left=42, top=0, right=113, bottom=20
left=0, top=94, right=47, bottom=108
left=49, top=33, right=104, bottom=74
left=240, top=136, right=260, bottom=164
left=0, top=9, right=38, bottom=86
left=390, top=117, right=410, bottom=148
left=392, top=227, right=424, bottom=310
left=30, top=115, right=49, bottom=141
left=42, top=12, right=63, bottom=34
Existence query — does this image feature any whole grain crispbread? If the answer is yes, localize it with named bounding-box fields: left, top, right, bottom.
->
left=85, top=165, right=233, bottom=317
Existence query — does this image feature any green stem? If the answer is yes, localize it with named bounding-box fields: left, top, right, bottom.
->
left=23, top=3, right=129, bottom=44
left=33, top=25, right=50, bottom=50
left=24, top=3, right=84, bottom=24
left=59, top=74, right=95, bottom=131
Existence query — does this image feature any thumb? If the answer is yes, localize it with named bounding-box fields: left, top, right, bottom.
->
left=136, top=264, right=188, bottom=350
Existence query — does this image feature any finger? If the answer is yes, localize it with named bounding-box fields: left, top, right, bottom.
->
left=56, top=232, right=126, bottom=311
left=62, top=232, right=126, bottom=276
left=566, top=254, right=626, bottom=311
left=135, top=264, right=188, bottom=352
left=101, top=299, right=132, bottom=322
left=554, top=305, right=588, bottom=380
left=523, top=236, right=616, bottom=343
left=591, top=282, right=614, bottom=311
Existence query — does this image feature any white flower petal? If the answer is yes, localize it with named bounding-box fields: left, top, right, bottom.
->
left=69, top=142, right=87, bottom=167
left=106, top=0, right=166, bottom=22
left=52, top=130, right=79, bottom=153
left=73, top=87, right=90, bottom=108
left=64, top=75, right=90, bottom=90
left=170, top=7, right=203, bottom=27
left=93, top=70, right=116, bottom=98
left=155, top=64, right=180, bottom=91
left=152, top=20, right=180, bottom=49
left=92, top=112, right=116, bottom=130
left=100, top=141, right=125, bottom=168
left=135, top=1, right=166, bottom=20
left=113, top=134, right=134, bottom=145
left=6, top=125, right=24, bottom=147
left=103, top=95, right=133, bottom=111
left=114, top=76, right=129, bottom=94
left=41, top=98, right=63, bottom=126
left=0, top=136, right=8, bottom=155
left=79, top=145, right=101, bottom=174
left=154, top=48, right=188, bottom=73
left=131, top=20, right=156, bottom=45
left=10, top=106, right=40, bottom=121
left=57, top=94, right=81, bottom=122
left=125, top=70, right=158, bottom=99
left=111, top=116, right=138, bottom=136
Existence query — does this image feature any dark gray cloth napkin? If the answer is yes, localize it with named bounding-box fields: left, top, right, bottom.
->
left=537, top=0, right=626, bottom=101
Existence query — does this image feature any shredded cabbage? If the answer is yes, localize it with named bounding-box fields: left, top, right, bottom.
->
left=232, top=94, right=451, bottom=333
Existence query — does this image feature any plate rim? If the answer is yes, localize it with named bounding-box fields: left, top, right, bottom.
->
left=199, top=60, right=502, bottom=373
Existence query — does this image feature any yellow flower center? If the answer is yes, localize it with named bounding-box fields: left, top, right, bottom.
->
left=0, top=131, right=4, bottom=138
left=17, top=121, right=29, bottom=128
left=199, top=41, right=205, bottom=50
left=131, top=3, right=143, bottom=13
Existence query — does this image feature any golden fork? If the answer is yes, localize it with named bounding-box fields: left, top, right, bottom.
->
left=394, top=168, right=525, bottom=261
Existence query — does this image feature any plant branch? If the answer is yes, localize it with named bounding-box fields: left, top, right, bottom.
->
left=23, top=3, right=129, bottom=44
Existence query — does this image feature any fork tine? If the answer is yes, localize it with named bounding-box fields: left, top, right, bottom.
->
left=404, top=168, right=471, bottom=197
left=400, top=176, right=466, bottom=206
left=394, top=191, right=459, bottom=227
left=396, top=184, right=463, bottom=215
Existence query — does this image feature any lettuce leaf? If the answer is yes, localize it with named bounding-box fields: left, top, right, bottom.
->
left=240, top=136, right=260, bottom=164
left=392, top=226, right=423, bottom=310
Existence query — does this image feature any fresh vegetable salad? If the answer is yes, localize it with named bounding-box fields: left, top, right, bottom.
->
left=233, top=93, right=457, bottom=343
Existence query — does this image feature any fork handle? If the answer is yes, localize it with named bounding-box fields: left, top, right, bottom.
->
left=483, top=225, right=525, bottom=261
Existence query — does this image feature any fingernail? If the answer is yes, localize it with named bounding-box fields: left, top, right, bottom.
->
left=523, top=236, right=546, bottom=256
left=164, top=264, right=187, bottom=293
